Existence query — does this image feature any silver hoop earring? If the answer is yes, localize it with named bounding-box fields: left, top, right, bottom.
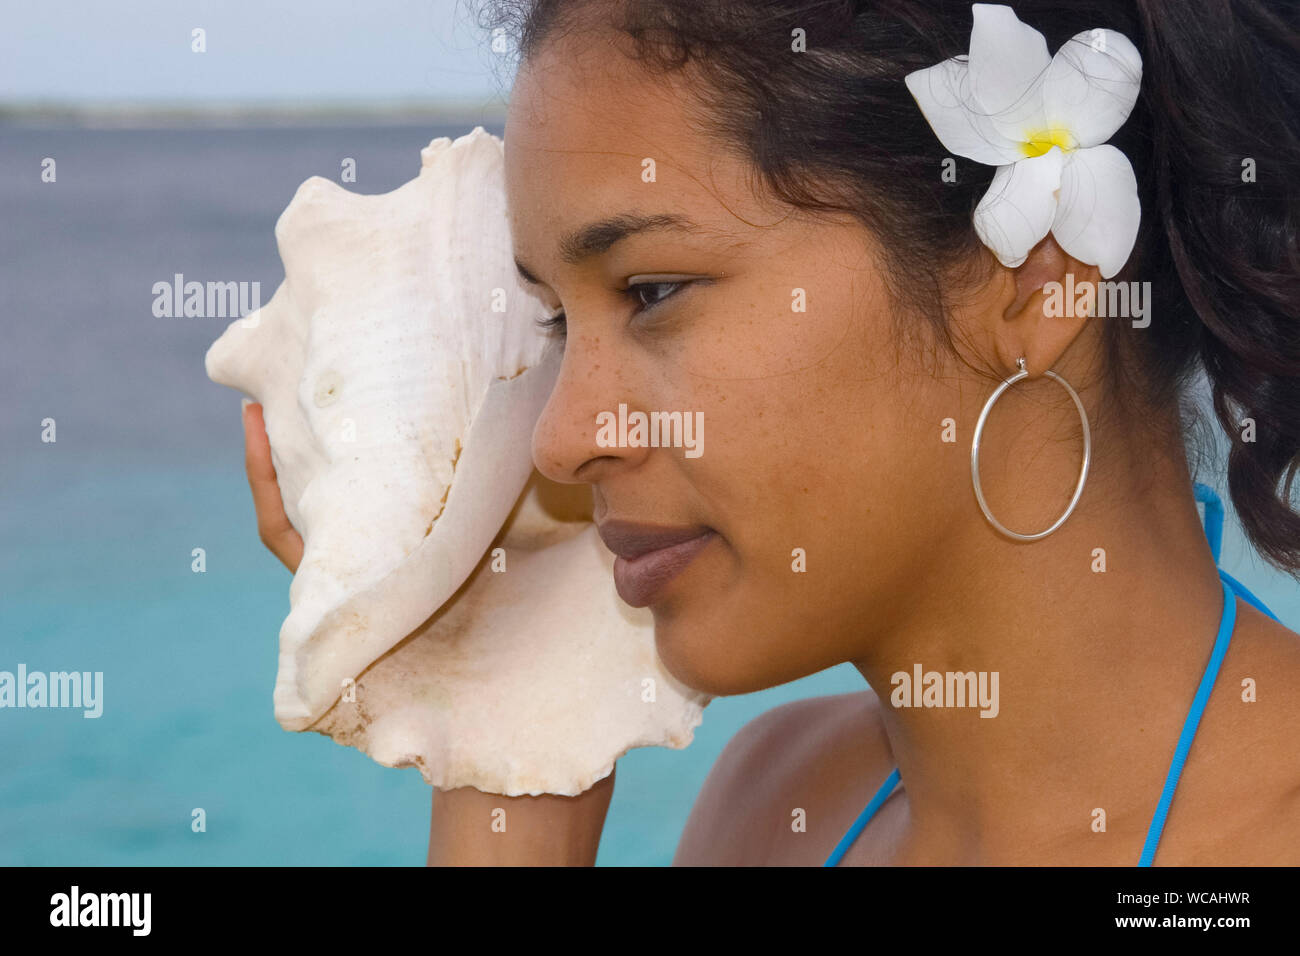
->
left=970, top=357, right=1091, bottom=541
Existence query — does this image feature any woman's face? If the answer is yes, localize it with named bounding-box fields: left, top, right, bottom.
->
left=505, top=32, right=975, bottom=695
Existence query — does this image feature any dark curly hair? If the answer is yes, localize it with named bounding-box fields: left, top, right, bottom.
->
left=468, top=0, right=1300, bottom=575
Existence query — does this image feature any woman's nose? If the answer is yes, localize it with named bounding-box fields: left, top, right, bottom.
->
left=531, top=331, right=649, bottom=485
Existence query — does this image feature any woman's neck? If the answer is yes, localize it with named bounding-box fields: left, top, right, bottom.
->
left=850, top=444, right=1227, bottom=862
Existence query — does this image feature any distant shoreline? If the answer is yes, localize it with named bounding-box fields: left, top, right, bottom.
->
left=0, top=99, right=509, bottom=129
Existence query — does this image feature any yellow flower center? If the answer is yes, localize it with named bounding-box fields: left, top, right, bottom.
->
left=1021, top=128, right=1075, bottom=158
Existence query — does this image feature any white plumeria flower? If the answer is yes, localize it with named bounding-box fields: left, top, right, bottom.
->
left=905, top=3, right=1143, bottom=278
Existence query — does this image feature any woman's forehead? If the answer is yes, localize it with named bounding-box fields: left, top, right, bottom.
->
left=503, top=51, right=776, bottom=274
left=505, top=41, right=703, bottom=190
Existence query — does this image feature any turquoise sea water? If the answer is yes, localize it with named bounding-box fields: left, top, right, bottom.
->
left=1, top=122, right=1296, bottom=866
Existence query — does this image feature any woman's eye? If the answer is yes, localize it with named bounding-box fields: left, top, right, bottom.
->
left=627, top=279, right=687, bottom=312
left=534, top=278, right=696, bottom=336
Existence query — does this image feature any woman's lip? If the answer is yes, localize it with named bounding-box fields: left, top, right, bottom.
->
left=596, top=520, right=714, bottom=560
left=609, top=530, right=717, bottom=607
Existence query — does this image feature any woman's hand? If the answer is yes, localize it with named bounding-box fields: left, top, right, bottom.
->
left=427, top=768, right=615, bottom=866
left=242, top=401, right=304, bottom=573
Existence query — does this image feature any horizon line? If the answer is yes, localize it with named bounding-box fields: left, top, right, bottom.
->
left=0, top=98, right=510, bottom=128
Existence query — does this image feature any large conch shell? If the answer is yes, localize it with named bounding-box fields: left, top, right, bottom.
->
left=205, top=127, right=709, bottom=796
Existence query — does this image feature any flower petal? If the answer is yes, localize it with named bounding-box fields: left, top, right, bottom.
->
left=968, top=3, right=1051, bottom=140
left=1043, top=29, right=1143, bottom=148
left=905, top=58, right=1025, bottom=165
left=1051, top=145, right=1140, bottom=279
left=973, top=147, right=1065, bottom=269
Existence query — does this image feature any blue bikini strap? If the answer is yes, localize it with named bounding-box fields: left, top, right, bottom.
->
left=1138, top=484, right=1281, bottom=866
left=1194, top=482, right=1225, bottom=564
left=823, top=766, right=900, bottom=867
left=1195, top=482, right=1279, bottom=621
left=1137, top=574, right=1236, bottom=866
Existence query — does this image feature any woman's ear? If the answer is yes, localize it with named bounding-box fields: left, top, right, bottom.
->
left=957, top=235, right=1103, bottom=378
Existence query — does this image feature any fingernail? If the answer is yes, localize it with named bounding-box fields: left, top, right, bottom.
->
left=241, top=397, right=252, bottom=411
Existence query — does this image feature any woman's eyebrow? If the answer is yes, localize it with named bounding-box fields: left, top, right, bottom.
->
left=514, top=211, right=701, bottom=284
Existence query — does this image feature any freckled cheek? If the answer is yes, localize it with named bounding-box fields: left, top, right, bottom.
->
left=683, top=380, right=848, bottom=574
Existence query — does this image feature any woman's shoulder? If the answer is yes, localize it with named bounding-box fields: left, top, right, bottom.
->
left=673, top=688, right=896, bottom=865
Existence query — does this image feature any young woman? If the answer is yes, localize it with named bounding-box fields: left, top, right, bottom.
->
left=244, top=0, right=1300, bottom=864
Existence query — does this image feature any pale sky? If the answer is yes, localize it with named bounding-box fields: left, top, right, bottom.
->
left=0, top=0, right=513, bottom=104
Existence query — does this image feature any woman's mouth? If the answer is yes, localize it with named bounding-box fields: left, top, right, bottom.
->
left=597, top=521, right=718, bottom=607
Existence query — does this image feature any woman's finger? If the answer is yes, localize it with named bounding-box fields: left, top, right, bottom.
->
left=242, top=401, right=304, bottom=573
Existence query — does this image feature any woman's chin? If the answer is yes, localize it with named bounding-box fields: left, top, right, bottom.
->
left=650, top=612, right=788, bottom=698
